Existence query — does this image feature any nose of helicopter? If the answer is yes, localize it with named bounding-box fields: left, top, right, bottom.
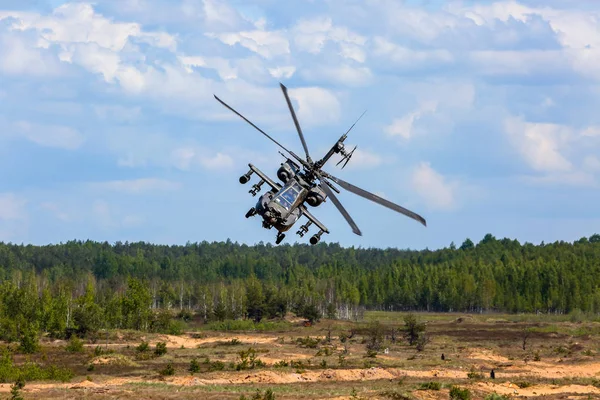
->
left=264, top=209, right=278, bottom=225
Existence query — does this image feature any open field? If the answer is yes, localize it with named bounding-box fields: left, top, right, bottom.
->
left=2, top=312, right=600, bottom=399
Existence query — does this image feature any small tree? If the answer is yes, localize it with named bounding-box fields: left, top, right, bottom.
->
left=403, top=313, right=426, bottom=346
left=365, top=320, right=385, bottom=357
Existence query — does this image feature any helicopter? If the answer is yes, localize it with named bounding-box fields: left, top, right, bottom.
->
left=213, top=82, right=427, bottom=245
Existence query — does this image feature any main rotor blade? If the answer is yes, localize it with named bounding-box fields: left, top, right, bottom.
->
left=320, top=181, right=362, bottom=236
left=280, top=83, right=312, bottom=164
left=214, top=94, right=307, bottom=168
left=323, top=173, right=427, bottom=227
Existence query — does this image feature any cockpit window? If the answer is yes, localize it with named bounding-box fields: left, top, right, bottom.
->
left=274, top=182, right=302, bottom=211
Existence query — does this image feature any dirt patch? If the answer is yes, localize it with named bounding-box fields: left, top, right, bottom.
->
left=91, top=354, right=139, bottom=366
left=152, top=334, right=280, bottom=348
left=474, top=381, right=600, bottom=397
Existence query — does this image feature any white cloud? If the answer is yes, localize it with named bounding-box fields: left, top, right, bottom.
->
left=11, top=120, right=84, bottom=150
left=410, top=162, right=457, bottom=211
left=371, top=36, right=454, bottom=67
left=207, top=29, right=290, bottom=59
left=0, top=32, right=64, bottom=76
left=268, top=66, right=296, bottom=79
left=91, top=199, right=144, bottom=229
left=384, top=101, right=438, bottom=140
left=291, top=16, right=367, bottom=59
left=582, top=126, right=600, bottom=137
left=199, top=152, right=235, bottom=170
left=0, top=193, right=27, bottom=220
left=171, top=147, right=235, bottom=171
left=345, top=148, right=382, bottom=169
left=90, top=178, right=182, bottom=194
left=179, top=55, right=238, bottom=80
left=301, top=64, right=372, bottom=87
left=1, top=4, right=176, bottom=52
left=39, top=202, right=71, bottom=222
left=504, top=116, right=573, bottom=172
left=287, top=87, right=341, bottom=127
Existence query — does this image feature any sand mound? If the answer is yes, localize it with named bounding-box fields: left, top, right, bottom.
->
left=91, top=354, right=139, bottom=366
left=315, top=368, right=396, bottom=382
left=70, top=380, right=100, bottom=389
left=154, top=334, right=279, bottom=348
left=475, top=381, right=600, bottom=397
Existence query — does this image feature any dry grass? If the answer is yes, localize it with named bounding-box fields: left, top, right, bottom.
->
left=2, top=312, right=600, bottom=399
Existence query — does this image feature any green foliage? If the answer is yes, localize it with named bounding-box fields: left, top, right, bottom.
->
left=0, top=348, right=74, bottom=383
left=159, top=363, right=175, bottom=376
left=10, top=377, right=24, bottom=400
left=0, top=232, right=599, bottom=346
left=18, top=323, right=40, bottom=354
left=365, top=320, right=385, bottom=356
left=189, top=358, right=200, bottom=374
left=449, top=386, right=471, bottom=400
left=154, top=342, right=167, bottom=356
left=484, top=394, right=510, bottom=400
left=236, top=347, right=265, bottom=370
left=136, top=341, right=150, bottom=353
left=203, top=319, right=290, bottom=332
left=295, top=336, right=320, bottom=348
left=403, top=313, right=426, bottom=346
left=419, top=381, right=441, bottom=390
left=239, top=388, right=276, bottom=400
left=65, top=336, right=84, bottom=353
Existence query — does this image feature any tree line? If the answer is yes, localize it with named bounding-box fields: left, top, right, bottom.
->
left=0, top=233, right=599, bottom=345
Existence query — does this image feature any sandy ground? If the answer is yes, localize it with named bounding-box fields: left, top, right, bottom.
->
left=4, top=330, right=600, bottom=399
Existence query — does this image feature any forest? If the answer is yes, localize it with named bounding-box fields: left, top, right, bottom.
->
left=1, top=233, right=600, bottom=347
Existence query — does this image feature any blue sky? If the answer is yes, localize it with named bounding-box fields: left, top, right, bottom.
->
left=1, top=0, right=600, bottom=250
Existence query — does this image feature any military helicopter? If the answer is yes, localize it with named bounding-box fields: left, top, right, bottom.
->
left=213, top=83, right=427, bottom=245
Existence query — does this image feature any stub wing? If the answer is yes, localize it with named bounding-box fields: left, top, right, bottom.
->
left=248, top=163, right=281, bottom=191
left=299, top=205, right=329, bottom=234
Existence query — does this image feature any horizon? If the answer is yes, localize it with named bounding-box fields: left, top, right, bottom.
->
left=2, top=231, right=598, bottom=252
left=2, top=1, right=600, bottom=249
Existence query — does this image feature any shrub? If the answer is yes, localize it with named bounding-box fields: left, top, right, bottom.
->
left=189, top=358, right=200, bottom=374
left=159, top=363, right=175, bottom=376
left=136, top=341, right=149, bottom=353
left=449, top=386, right=471, bottom=400
left=66, top=336, right=84, bottom=353
left=154, top=342, right=167, bottom=356
left=419, top=381, right=441, bottom=390
left=484, top=394, right=510, bottom=400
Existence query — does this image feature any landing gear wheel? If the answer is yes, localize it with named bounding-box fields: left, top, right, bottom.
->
left=245, top=208, right=257, bottom=218
left=276, top=233, right=285, bottom=244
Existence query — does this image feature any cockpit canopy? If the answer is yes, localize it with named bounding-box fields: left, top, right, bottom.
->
left=273, top=180, right=303, bottom=211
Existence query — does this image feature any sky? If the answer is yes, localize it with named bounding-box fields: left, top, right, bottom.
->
left=1, top=0, right=600, bottom=250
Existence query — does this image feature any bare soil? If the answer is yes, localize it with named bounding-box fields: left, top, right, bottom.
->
left=2, top=313, right=600, bottom=399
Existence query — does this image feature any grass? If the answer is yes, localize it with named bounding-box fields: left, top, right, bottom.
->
left=4, top=311, right=600, bottom=399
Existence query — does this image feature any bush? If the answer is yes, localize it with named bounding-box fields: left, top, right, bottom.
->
left=403, top=313, right=425, bottom=346
left=66, top=336, right=84, bottom=353
left=0, top=349, right=74, bottom=383
left=154, top=342, right=167, bottom=356
left=18, top=324, right=40, bottom=354
left=449, top=386, right=471, bottom=400
left=136, top=341, right=150, bottom=353
left=189, top=358, right=200, bottom=374
left=236, top=348, right=265, bottom=371
left=484, top=394, right=510, bottom=400
left=203, top=320, right=290, bottom=332
left=239, top=388, right=276, bottom=400
left=419, top=381, right=441, bottom=390
left=159, top=363, right=175, bottom=376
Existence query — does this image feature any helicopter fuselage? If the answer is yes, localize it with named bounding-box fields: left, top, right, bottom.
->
left=256, top=178, right=307, bottom=233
